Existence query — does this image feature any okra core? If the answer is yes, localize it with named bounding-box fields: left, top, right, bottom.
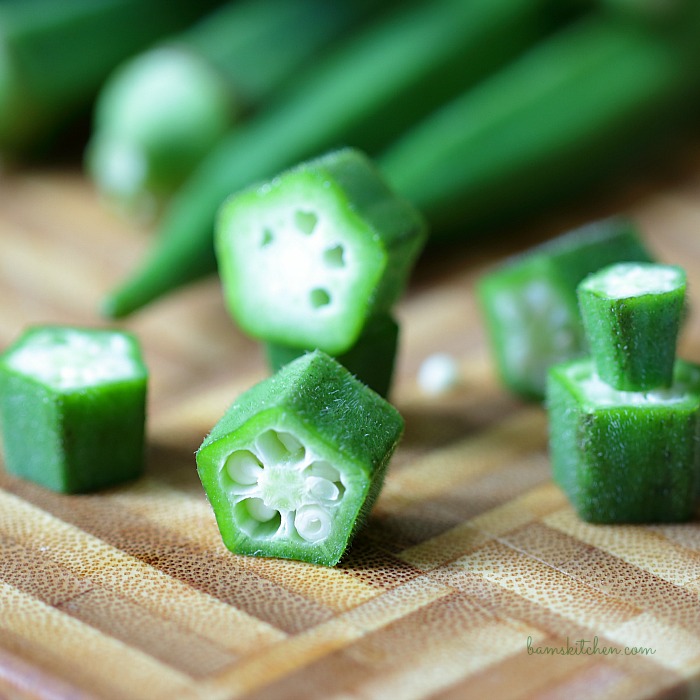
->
left=221, top=429, right=346, bottom=544
left=578, top=262, right=686, bottom=391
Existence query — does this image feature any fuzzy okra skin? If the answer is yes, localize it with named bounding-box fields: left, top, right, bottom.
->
left=86, top=0, right=387, bottom=218
left=547, top=357, right=700, bottom=523
left=0, top=0, right=220, bottom=155
left=216, top=149, right=425, bottom=356
left=477, top=217, right=653, bottom=401
left=0, top=326, right=148, bottom=493
left=265, top=314, right=399, bottom=398
left=379, top=8, right=700, bottom=237
left=102, top=0, right=578, bottom=318
left=578, top=262, right=686, bottom=391
left=196, top=351, right=404, bottom=566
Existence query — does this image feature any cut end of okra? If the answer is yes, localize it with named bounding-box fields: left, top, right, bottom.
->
left=87, top=46, right=234, bottom=217
left=216, top=148, right=427, bottom=356
left=477, top=217, right=653, bottom=400
left=0, top=326, right=148, bottom=493
left=547, top=356, right=700, bottom=523
left=196, top=351, right=404, bottom=566
left=578, top=262, right=686, bottom=391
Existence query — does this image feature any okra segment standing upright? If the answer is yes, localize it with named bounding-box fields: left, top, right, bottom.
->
left=216, top=148, right=426, bottom=356
left=0, top=326, right=148, bottom=493
left=196, top=351, right=404, bottom=566
left=578, top=262, right=686, bottom=391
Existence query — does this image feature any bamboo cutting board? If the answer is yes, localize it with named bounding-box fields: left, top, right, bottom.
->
left=1, top=147, right=700, bottom=700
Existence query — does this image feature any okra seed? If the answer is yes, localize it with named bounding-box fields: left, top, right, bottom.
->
left=294, top=505, right=332, bottom=543
left=294, top=210, right=318, bottom=235
left=309, top=288, right=331, bottom=308
left=306, top=476, right=340, bottom=502
left=305, top=460, right=341, bottom=483
left=225, top=450, right=263, bottom=484
left=256, top=429, right=300, bottom=463
left=323, top=245, right=346, bottom=268
left=246, top=498, right=278, bottom=523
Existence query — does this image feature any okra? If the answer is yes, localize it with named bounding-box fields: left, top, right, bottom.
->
left=547, top=357, right=700, bottom=523
left=477, top=217, right=653, bottom=401
left=379, top=8, right=700, bottom=237
left=578, top=262, right=686, bottom=391
left=216, top=149, right=425, bottom=356
left=265, top=314, right=399, bottom=398
left=87, top=0, right=386, bottom=217
left=0, top=326, right=147, bottom=493
left=102, top=0, right=578, bottom=317
left=0, top=0, right=220, bottom=155
left=196, top=351, right=403, bottom=566
left=548, top=262, right=700, bottom=523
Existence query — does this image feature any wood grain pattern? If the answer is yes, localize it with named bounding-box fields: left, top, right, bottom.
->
left=1, top=142, right=700, bottom=699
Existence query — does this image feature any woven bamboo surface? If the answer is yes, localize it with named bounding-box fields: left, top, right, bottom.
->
left=1, top=145, right=700, bottom=699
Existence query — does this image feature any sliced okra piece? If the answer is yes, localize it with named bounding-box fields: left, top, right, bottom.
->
left=265, top=314, right=399, bottom=398
left=196, top=351, right=404, bottom=566
left=215, top=148, right=427, bottom=356
left=547, top=357, right=700, bottom=523
left=578, top=262, right=686, bottom=391
left=477, top=217, right=653, bottom=400
left=0, top=326, right=147, bottom=493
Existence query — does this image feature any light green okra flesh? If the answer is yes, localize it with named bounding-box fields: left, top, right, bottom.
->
left=196, top=351, right=404, bottom=566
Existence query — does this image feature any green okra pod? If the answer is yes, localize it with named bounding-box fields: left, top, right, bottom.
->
left=196, top=351, right=404, bottom=566
left=0, top=0, right=220, bottom=155
left=0, top=326, right=148, bottom=493
left=578, top=262, right=686, bottom=391
left=102, top=0, right=577, bottom=318
left=379, top=8, right=700, bottom=237
left=86, top=0, right=387, bottom=218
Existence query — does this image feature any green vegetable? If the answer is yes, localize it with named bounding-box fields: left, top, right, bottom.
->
left=379, top=8, right=700, bottom=237
left=196, top=351, right=403, bottom=566
left=578, top=262, right=686, bottom=391
left=477, top=217, right=653, bottom=401
left=216, top=148, right=425, bottom=356
left=86, top=0, right=386, bottom=218
left=0, top=326, right=148, bottom=493
left=0, top=0, right=220, bottom=155
left=102, top=0, right=577, bottom=318
left=547, top=357, right=700, bottom=523
left=265, top=314, right=399, bottom=398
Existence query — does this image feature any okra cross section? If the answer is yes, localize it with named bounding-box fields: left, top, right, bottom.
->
left=215, top=148, right=426, bottom=355
left=578, top=262, right=686, bottom=391
left=0, top=326, right=148, bottom=493
left=547, top=357, right=700, bottom=523
left=478, top=217, right=653, bottom=400
left=196, top=351, right=404, bottom=566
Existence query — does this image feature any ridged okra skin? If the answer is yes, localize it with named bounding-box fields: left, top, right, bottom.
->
left=0, top=326, right=147, bottom=493
left=477, top=217, right=653, bottom=401
left=578, top=262, right=686, bottom=391
left=216, top=148, right=426, bottom=356
left=196, top=351, right=404, bottom=566
left=547, top=357, right=700, bottom=523
left=265, top=314, right=399, bottom=398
